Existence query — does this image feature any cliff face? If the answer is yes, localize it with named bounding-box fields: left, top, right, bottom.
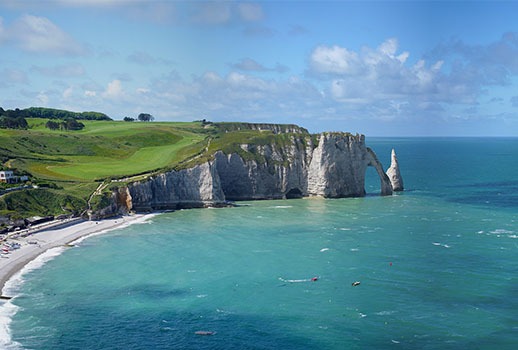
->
left=307, top=133, right=392, bottom=197
left=386, top=149, right=404, bottom=191
left=214, top=134, right=313, bottom=200
left=125, top=161, right=225, bottom=212
left=102, top=129, right=401, bottom=215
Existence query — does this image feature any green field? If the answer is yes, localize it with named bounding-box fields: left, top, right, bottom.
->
left=0, top=118, right=310, bottom=219
left=3, top=119, right=209, bottom=181
left=0, top=119, right=213, bottom=218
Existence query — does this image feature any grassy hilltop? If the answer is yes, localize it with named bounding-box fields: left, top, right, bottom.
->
left=0, top=113, right=311, bottom=220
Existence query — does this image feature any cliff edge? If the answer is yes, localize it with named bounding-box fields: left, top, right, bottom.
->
left=93, top=125, right=402, bottom=217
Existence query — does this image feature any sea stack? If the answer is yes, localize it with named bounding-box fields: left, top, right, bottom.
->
left=386, top=149, right=404, bottom=191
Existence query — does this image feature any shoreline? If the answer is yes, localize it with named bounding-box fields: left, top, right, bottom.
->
left=0, top=214, right=148, bottom=296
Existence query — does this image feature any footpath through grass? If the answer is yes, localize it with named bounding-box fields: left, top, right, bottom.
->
left=0, top=120, right=210, bottom=218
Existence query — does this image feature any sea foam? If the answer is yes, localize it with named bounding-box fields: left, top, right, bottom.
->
left=0, top=213, right=156, bottom=348
left=0, top=247, right=65, bottom=350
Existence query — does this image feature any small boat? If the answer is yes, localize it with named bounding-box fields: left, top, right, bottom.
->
left=351, top=281, right=361, bottom=287
left=195, top=331, right=216, bottom=336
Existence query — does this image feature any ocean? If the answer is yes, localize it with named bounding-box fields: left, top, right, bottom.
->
left=2, top=138, right=517, bottom=349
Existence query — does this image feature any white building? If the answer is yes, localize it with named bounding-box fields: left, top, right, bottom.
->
left=0, top=171, right=16, bottom=184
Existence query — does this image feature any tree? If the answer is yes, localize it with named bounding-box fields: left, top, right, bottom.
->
left=123, top=117, right=135, bottom=122
left=61, top=118, right=85, bottom=131
left=137, top=113, right=154, bottom=122
left=0, top=116, right=28, bottom=129
left=45, top=120, right=61, bottom=130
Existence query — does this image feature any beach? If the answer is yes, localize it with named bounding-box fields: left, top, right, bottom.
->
left=0, top=215, right=145, bottom=296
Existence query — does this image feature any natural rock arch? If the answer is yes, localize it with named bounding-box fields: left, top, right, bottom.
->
left=366, top=148, right=393, bottom=196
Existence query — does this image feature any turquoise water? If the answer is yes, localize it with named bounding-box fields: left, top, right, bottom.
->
left=3, top=138, right=518, bottom=349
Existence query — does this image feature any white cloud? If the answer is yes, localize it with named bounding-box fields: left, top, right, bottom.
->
left=37, top=91, right=49, bottom=106
left=0, top=17, right=6, bottom=43
left=127, top=51, right=156, bottom=65
left=31, top=63, right=85, bottom=77
left=102, top=79, right=124, bottom=100
left=238, top=3, right=263, bottom=22
left=310, top=38, right=445, bottom=103
left=310, top=45, right=360, bottom=75
left=127, top=51, right=172, bottom=66
left=62, top=86, right=74, bottom=99
left=193, top=2, right=232, bottom=24
left=1, top=68, right=29, bottom=85
left=84, top=90, right=97, bottom=97
left=56, top=0, right=134, bottom=7
left=191, top=2, right=266, bottom=26
left=125, top=2, right=176, bottom=24
left=2, top=0, right=142, bottom=9
left=231, top=58, right=288, bottom=73
left=138, top=70, right=326, bottom=124
left=136, top=88, right=150, bottom=94
left=9, top=15, right=85, bottom=55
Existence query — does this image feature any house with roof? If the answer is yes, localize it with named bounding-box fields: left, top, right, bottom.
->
left=0, top=171, right=27, bottom=184
left=0, top=171, right=16, bottom=184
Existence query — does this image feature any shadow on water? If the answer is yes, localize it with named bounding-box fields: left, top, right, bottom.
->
left=17, top=305, right=326, bottom=350
left=444, top=180, right=518, bottom=209
left=408, top=180, right=518, bottom=209
left=126, top=283, right=191, bottom=299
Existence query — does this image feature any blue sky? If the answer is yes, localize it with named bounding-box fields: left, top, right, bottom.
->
left=1, top=1, right=517, bottom=136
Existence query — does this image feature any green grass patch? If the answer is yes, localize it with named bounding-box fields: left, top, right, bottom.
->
left=0, top=188, right=86, bottom=218
left=5, top=120, right=207, bottom=181
left=1, top=119, right=316, bottom=218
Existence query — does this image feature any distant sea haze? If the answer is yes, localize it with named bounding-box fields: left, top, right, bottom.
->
left=3, top=138, right=518, bottom=349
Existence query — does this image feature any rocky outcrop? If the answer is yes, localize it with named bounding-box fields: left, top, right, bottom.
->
left=214, top=135, right=313, bottom=200
left=125, top=161, right=225, bottom=212
left=99, top=129, right=401, bottom=215
left=307, top=133, right=392, bottom=197
left=386, top=149, right=404, bottom=191
left=215, top=123, right=308, bottom=134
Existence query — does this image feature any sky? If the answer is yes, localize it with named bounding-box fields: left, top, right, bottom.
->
left=1, top=0, right=518, bottom=136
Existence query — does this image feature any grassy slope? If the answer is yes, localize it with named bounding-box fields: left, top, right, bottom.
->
left=15, top=119, right=208, bottom=180
left=0, top=120, right=210, bottom=218
left=0, top=120, right=311, bottom=218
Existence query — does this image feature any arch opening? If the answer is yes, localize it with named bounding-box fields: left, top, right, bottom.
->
left=285, top=188, right=303, bottom=199
left=365, top=166, right=381, bottom=196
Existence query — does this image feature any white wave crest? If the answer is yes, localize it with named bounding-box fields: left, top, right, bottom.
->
left=3, top=247, right=65, bottom=296
left=490, top=229, right=514, bottom=235
left=0, top=300, right=22, bottom=350
left=71, top=214, right=156, bottom=245
left=0, top=246, right=65, bottom=350
left=278, top=277, right=318, bottom=283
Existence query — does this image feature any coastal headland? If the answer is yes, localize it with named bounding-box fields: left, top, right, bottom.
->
left=1, top=113, right=403, bottom=295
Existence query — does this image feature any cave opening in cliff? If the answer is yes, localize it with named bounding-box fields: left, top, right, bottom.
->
left=285, top=188, right=303, bottom=199
left=365, top=166, right=381, bottom=196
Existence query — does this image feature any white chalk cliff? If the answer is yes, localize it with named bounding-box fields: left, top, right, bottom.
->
left=307, top=133, right=393, bottom=197
left=386, top=149, right=404, bottom=191
left=103, top=127, right=402, bottom=216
